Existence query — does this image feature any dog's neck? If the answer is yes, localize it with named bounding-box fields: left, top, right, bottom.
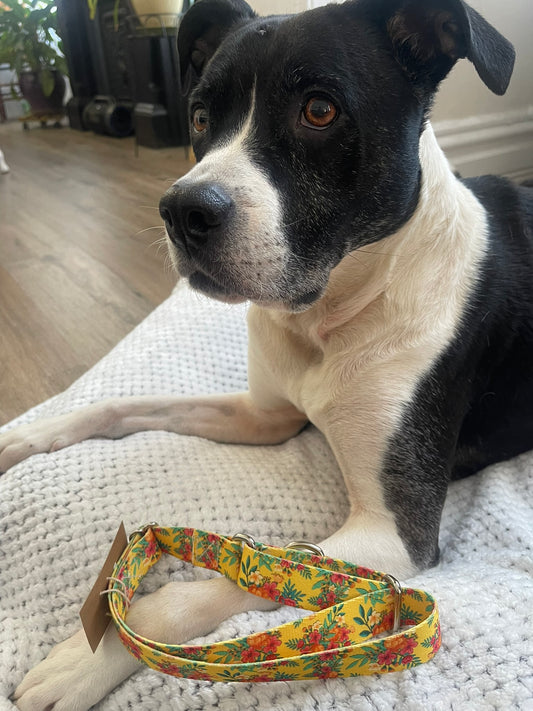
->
left=266, top=122, right=487, bottom=349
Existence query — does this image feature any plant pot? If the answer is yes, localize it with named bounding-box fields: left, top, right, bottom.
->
left=18, top=70, right=66, bottom=116
left=131, top=0, right=184, bottom=28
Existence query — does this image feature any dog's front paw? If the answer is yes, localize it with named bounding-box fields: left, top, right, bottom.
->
left=13, top=627, right=140, bottom=711
left=0, top=416, right=73, bottom=473
left=0, top=404, right=116, bottom=473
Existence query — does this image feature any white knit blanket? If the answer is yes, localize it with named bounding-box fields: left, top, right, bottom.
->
left=1, top=283, right=532, bottom=711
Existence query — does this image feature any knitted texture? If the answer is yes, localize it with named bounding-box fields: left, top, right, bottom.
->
left=1, top=282, right=532, bottom=710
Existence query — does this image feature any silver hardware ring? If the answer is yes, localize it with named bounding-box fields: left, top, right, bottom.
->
left=232, top=532, right=257, bottom=550
left=286, top=540, right=325, bottom=557
left=382, top=573, right=403, bottom=633
left=128, top=521, right=159, bottom=541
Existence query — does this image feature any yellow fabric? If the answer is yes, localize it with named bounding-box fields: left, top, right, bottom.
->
left=108, top=526, right=441, bottom=682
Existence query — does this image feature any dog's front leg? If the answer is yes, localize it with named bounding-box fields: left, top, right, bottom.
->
left=14, top=576, right=278, bottom=711
left=309, top=358, right=461, bottom=579
left=0, top=392, right=308, bottom=472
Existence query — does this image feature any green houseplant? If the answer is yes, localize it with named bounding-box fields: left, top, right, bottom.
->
left=0, top=0, right=68, bottom=115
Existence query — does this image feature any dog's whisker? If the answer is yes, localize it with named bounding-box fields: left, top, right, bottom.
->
left=154, top=241, right=170, bottom=258
left=135, top=225, right=165, bottom=236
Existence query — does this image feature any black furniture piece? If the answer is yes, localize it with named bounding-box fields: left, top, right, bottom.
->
left=126, top=17, right=189, bottom=148
left=57, top=0, right=190, bottom=146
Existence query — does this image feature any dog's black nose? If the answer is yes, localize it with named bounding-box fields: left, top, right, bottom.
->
left=159, top=183, right=234, bottom=250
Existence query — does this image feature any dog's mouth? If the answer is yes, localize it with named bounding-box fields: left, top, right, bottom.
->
left=166, top=233, right=328, bottom=311
left=170, top=243, right=259, bottom=304
left=187, top=270, right=249, bottom=305
left=173, top=250, right=324, bottom=311
left=188, top=268, right=325, bottom=312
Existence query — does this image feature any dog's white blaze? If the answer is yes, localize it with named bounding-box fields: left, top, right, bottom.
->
left=247, top=123, right=488, bottom=571
left=179, top=82, right=288, bottom=297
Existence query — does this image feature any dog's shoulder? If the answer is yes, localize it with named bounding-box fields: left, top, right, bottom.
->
left=462, top=175, right=533, bottom=251
left=463, top=176, right=533, bottom=321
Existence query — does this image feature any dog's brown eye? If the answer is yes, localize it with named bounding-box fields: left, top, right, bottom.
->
left=192, top=107, right=208, bottom=133
left=302, top=97, right=337, bottom=129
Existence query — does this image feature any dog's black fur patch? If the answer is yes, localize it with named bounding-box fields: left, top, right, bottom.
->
left=383, top=176, right=533, bottom=566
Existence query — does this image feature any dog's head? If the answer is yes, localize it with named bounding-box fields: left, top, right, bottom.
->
left=159, top=0, right=514, bottom=311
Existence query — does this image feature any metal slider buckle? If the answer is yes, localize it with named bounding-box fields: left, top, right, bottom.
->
left=232, top=532, right=257, bottom=549
left=128, top=521, right=159, bottom=541
left=382, top=573, right=402, bottom=633
left=232, top=533, right=325, bottom=558
left=286, top=540, right=325, bottom=557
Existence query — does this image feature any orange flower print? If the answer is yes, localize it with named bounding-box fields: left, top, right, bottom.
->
left=260, top=582, right=280, bottom=600
left=374, top=611, right=394, bottom=634
left=241, top=647, right=261, bottom=663
left=145, top=537, right=157, bottom=558
left=318, top=665, right=339, bottom=679
left=330, top=573, right=349, bottom=585
left=308, top=630, right=322, bottom=646
left=385, top=636, right=412, bottom=654
left=377, top=649, right=396, bottom=666
left=400, top=637, right=417, bottom=656
left=248, top=633, right=282, bottom=655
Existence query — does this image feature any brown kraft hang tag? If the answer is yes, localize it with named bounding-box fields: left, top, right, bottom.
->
left=79, top=522, right=129, bottom=653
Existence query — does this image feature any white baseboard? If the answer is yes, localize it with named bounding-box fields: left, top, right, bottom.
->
left=433, top=108, right=533, bottom=182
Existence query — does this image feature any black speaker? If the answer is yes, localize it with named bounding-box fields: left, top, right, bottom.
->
left=82, top=95, right=134, bottom=137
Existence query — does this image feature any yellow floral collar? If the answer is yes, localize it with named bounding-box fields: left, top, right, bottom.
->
left=107, top=525, right=440, bottom=682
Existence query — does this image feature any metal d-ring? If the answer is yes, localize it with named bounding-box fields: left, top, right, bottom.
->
left=382, top=573, right=403, bottom=633
left=128, top=521, right=159, bottom=541
left=232, top=532, right=257, bottom=549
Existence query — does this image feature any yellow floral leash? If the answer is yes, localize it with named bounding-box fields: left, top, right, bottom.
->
left=107, top=524, right=441, bottom=682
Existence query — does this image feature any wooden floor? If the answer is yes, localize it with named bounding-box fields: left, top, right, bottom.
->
left=0, top=120, right=192, bottom=425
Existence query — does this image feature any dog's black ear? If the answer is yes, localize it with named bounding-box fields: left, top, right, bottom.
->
left=178, top=0, right=256, bottom=93
left=383, top=0, right=515, bottom=95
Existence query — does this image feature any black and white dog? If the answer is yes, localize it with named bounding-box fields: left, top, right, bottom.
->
left=7, top=0, right=533, bottom=708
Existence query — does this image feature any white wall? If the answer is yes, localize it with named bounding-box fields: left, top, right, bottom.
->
left=431, top=0, right=533, bottom=180
left=245, top=0, right=533, bottom=180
